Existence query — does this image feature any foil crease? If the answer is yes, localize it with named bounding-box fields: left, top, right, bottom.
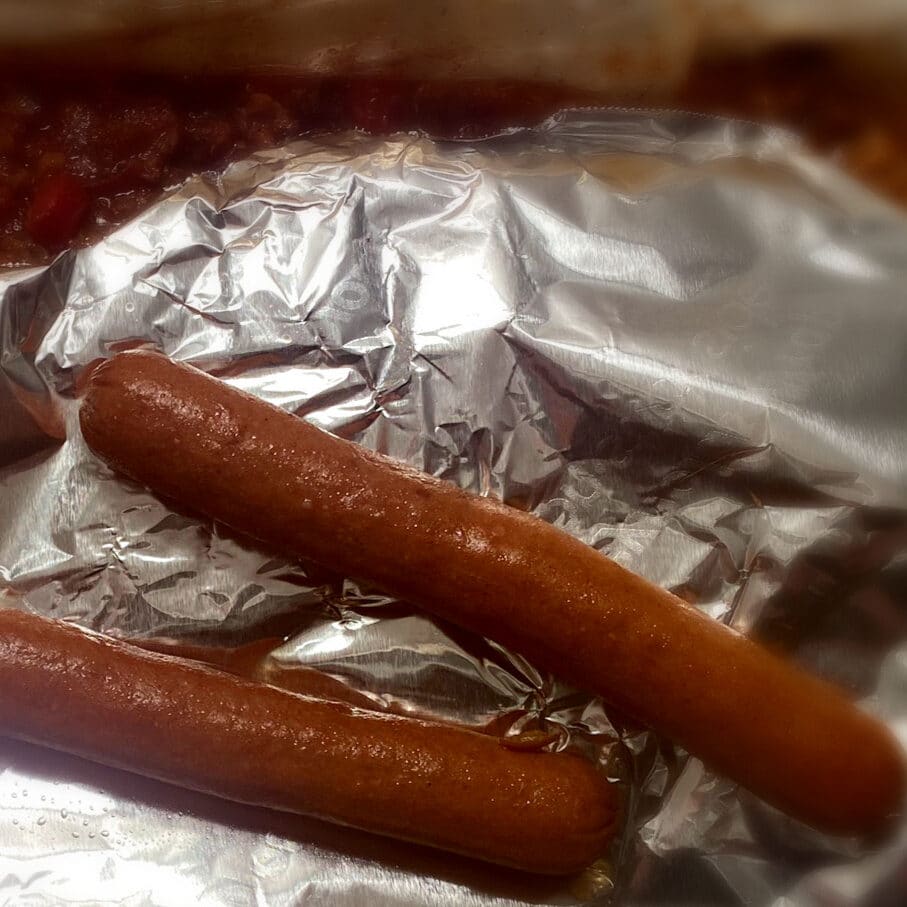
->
left=1, top=111, right=906, bottom=906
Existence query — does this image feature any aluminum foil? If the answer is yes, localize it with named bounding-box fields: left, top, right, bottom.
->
left=1, top=111, right=907, bottom=906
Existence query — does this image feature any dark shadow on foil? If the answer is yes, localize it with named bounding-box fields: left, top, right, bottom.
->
left=626, top=846, right=746, bottom=906
left=507, top=336, right=871, bottom=514
left=753, top=508, right=907, bottom=693
left=0, top=395, right=64, bottom=470
left=0, top=737, right=572, bottom=904
left=0, top=436, right=66, bottom=484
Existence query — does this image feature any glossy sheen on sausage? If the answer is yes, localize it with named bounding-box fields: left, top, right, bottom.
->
left=0, top=608, right=616, bottom=874
left=80, top=350, right=906, bottom=837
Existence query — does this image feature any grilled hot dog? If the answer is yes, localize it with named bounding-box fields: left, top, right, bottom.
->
left=0, top=607, right=616, bottom=874
left=80, top=350, right=906, bottom=837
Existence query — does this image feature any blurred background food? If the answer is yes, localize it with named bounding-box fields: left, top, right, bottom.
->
left=2, top=0, right=906, bottom=268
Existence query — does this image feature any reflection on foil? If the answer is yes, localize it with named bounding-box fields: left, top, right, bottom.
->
left=1, top=111, right=907, bottom=906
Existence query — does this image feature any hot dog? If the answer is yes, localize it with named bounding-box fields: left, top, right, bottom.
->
left=80, top=350, right=906, bottom=837
left=0, top=607, right=616, bottom=874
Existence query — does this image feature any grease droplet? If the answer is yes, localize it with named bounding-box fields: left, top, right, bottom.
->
left=37, top=817, right=46, bottom=826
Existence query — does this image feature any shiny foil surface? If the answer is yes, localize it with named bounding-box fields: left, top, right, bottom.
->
left=1, top=111, right=906, bottom=906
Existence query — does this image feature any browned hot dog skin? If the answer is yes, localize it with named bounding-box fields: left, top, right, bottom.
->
left=80, top=350, right=906, bottom=837
left=0, top=608, right=616, bottom=875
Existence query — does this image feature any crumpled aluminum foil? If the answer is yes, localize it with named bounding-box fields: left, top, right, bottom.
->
left=1, top=111, right=906, bottom=907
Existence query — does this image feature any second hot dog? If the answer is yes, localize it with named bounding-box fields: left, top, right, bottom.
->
left=0, top=607, right=616, bottom=874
